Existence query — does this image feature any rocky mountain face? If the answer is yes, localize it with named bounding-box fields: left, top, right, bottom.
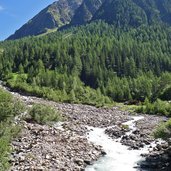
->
left=7, top=0, right=171, bottom=40
left=7, top=0, right=83, bottom=40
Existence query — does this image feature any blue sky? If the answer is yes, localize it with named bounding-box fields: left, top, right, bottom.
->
left=0, top=0, right=56, bottom=40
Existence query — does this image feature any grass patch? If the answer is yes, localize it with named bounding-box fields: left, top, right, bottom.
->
left=36, top=28, right=58, bottom=37
left=117, top=103, right=138, bottom=113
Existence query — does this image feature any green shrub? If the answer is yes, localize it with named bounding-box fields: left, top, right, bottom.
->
left=6, top=75, right=113, bottom=107
left=0, top=88, right=23, bottom=171
left=154, top=119, right=171, bottom=141
left=0, top=88, right=25, bottom=121
left=0, top=121, right=21, bottom=171
left=28, top=104, right=62, bottom=124
left=136, top=98, right=171, bottom=116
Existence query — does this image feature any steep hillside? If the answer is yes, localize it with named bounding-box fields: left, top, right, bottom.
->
left=7, top=0, right=82, bottom=40
left=71, top=0, right=104, bottom=25
left=93, top=0, right=171, bottom=26
left=93, top=0, right=148, bottom=27
left=7, top=0, right=171, bottom=40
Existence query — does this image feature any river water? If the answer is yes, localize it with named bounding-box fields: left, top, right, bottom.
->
left=85, top=116, right=151, bottom=171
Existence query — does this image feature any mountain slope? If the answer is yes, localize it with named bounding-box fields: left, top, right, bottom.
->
left=7, top=0, right=82, bottom=40
left=132, top=0, right=171, bottom=24
left=93, top=0, right=171, bottom=26
left=7, top=0, right=171, bottom=40
left=93, top=0, right=148, bottom=27
left=71, top=0, right=104, bottom=25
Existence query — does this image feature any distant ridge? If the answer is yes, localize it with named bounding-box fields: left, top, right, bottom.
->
left=7, top=0, right=83, bottom=40
left=7, top=0, right=171, bottom=40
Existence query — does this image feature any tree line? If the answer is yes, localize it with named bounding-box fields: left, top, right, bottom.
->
left=1, top=21, right=171, bottom=104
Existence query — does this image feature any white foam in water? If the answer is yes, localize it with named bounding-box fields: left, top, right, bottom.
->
left=85, top=116, right=149, bottom=171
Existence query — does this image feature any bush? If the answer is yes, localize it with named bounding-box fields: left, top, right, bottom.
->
left=0, top=88, right=13, bottom=121
left=0, top=121, right=21, bottom=171
left=0, top=88, right=25, bottom=121
left=154, top=119, right=171, bottom=141
left=0, top=88, right=23, bottom=171
left=136, top=98, right=171, bottom=116
left=28, top=104, right=62, bottom=124
left=6, top=76, right=113, bottom=107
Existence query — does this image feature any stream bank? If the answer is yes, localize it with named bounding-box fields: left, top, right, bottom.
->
left=0, top=84, right=169, bottom=171
left=85, top=117, right=147, bottom=171
left=85, top=116, right=170, bottom=171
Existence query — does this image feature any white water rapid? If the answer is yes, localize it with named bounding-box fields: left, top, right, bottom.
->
left=85, top=116, right=150, bottom=171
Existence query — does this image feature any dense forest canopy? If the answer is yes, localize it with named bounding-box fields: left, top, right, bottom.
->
left=1, top=21, right=171, bottom=105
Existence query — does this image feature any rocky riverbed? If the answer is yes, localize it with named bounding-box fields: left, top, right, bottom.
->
left=105, top=115, right=165, bottom=150
left=6, top=89, right=131, bottom=170
left=0, top=84, right=170, bottom=171
left=104, top=114, right=171, bottom=170
left=10, top=121, right=104, bottom=171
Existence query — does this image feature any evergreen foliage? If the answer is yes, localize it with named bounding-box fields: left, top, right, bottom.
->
left=1, top=21, right=171, bottom=104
